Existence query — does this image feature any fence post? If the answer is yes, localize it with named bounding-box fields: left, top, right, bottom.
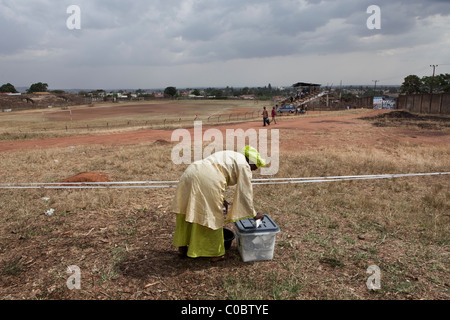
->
left=420, top=94, right=423, bottom=113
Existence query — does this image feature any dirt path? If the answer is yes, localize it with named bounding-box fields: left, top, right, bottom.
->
left=0, top=110, right=448, bottom=153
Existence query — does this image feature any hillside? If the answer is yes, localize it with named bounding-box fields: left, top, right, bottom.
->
left=0, top=93, right=88, bottom=111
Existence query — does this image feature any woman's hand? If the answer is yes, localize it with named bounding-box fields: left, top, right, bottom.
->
left=254, top=213, right=265, bottom=220
left=223, top=200, right=229, bottom=214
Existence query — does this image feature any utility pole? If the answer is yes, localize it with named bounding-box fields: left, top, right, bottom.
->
left=372, top=80, right=379, bottom=92
left=430, top=65, right=438, bottom=94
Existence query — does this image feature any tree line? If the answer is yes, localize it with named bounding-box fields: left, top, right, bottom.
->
left=0, top=82, right=284, bottom=100
left=4, top=76, right=448, bottom=98
left=400, top=74, right=450, bottom=94
left=164, top=84, right=285, bottom=100
left=0, top=82, right=49, bottom=94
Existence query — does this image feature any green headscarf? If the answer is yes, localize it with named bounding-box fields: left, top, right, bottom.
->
left=242, top=146, right=266, bottom=168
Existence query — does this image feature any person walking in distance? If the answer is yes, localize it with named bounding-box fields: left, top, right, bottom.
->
left=262, top=106, right=270, bottom=126
left=271, top=106, right=277, bottom=124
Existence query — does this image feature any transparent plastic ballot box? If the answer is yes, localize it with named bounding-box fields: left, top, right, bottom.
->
left=233, top=214, right=280, bottom=262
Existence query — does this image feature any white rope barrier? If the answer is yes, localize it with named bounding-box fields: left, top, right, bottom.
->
left=253, top=172, right=450, bottom=185
left=0, top=172, right=448, bottom=190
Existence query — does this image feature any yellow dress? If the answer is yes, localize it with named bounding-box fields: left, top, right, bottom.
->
left=172, top=151, right=257, bottom=258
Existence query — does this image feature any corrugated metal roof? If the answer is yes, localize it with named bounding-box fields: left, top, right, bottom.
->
left=292, top=82, right=321, bottom=87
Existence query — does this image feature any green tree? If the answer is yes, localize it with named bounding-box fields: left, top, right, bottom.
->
left=400, top=75, right=423, bottom=94
left=423, top=73, right=450, bottom=93
left=27, top=82, right=49, bottom=94
left=438, top=73, right=450, bottom=93
left=241, top=87, right=250, bottom=95
left=341, top=92, right=357, bottom=102
left=210, top=89, right=223, bottom=98
left=191, top=89, right=201, bottom=96
left=401, top=73, right=450, bottom=94
left=164, top=86, right=177, bottom=99
left=0, top=83, right=18, bottom=93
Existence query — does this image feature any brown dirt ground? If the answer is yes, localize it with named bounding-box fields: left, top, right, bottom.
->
left=44, top=103, right=194, bottom=121
left=60, top=172, right=112, bottom=183
left=43, top=101, right=254, bottom=121
left=1, top=110, right=449, bottom=154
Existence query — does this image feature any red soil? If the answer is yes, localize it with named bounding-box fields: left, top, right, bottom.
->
left=0, top=110, right=448, bottom=154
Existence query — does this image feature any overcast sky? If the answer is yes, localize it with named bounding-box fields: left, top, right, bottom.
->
left=1, top=0, right=449, bottom=90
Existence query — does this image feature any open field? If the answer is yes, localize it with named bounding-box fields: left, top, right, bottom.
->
left=0, top=100, right=449, bottom=300
left=0, top=100, right=263, bottom=141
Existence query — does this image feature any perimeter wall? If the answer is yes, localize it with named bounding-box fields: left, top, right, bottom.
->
left=397, top=93, right=450, bottom=115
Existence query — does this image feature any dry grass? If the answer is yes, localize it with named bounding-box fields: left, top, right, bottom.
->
left=0, top=107, right=449, bottom=300
left=0, top=100, right=263, bottom=141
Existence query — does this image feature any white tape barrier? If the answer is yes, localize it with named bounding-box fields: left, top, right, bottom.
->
left=0, top=172, right=448, bottom=190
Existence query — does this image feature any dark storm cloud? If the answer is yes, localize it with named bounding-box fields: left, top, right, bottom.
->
left=0, top=0, right=448, bottom=88
left=1, top=0, right=449, bottom=63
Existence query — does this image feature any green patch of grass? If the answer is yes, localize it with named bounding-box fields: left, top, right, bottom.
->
left=319, top=256, right=344, bottom=268
left=272, top=277, right=304, bottom=300
left=222, top=276, right=265, bottom=300
left=2, top=258, right=24, bottom=277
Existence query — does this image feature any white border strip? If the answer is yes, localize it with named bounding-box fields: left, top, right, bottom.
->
left=0, top=172, right=448, bottom=189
